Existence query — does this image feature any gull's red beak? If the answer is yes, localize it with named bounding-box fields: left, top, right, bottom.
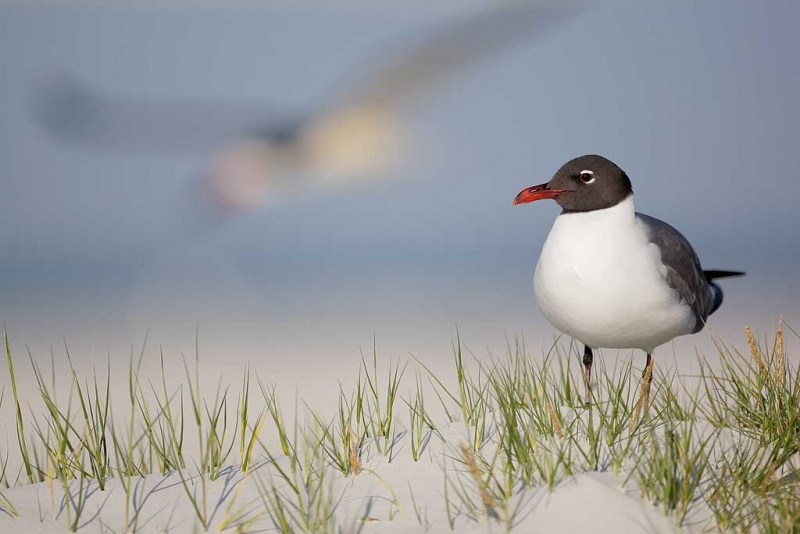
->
left=513, top=183, right=570, bottom=205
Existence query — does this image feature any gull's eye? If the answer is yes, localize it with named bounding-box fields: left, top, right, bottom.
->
left=579, top=170, right=595, bottom=184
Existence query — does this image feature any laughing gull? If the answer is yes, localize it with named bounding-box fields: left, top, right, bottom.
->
left=513, top=154, right=743, bottom=405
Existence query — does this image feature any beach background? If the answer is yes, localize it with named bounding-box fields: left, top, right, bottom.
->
left=2, top=0, right=798, bottom=385
left=0, top=3, right=798, bottom=531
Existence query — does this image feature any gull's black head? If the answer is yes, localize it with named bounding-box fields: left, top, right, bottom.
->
left=513, top=155, right=633, bottom=213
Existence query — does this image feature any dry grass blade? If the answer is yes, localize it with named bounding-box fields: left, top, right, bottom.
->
left=546, top=399, right=564, bottom=439
left=775, top=320, right=784, bottom=390
left=630, top=357, right=654, bottom=433
left=459, top=443, right=498, bottom=521
left=348, top=426, right=361, bottom=476
left=745, top=326, right=769, bottom=379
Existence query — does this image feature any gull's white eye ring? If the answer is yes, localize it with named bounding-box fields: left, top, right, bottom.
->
left=579, top=170, right=595, bottom=184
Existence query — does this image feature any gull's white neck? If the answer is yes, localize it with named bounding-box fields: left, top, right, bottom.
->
left=558, top=194, right=636, bottom=224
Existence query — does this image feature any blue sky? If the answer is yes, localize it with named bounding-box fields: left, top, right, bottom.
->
left=1, top=1, right=798, bottom=376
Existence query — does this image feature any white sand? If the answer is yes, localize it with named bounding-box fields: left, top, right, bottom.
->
left=0, top=423, right=682, bottom=534
left=1, top=325, right=794, bottom=533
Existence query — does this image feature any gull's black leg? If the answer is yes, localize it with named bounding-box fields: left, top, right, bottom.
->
left=631, top=352, right=656, bottom=429
left=583, top=345, right=594, bottom=406
left=642, top=352, right=654, bottom=415
left=642, top=353, right=654, bottom=383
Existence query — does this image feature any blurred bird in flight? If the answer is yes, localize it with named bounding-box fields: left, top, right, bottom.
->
left=31, top=2, right=583, bottom=229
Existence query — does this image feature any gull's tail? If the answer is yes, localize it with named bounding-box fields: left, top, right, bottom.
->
left=705, top=270, right=745, bottom=315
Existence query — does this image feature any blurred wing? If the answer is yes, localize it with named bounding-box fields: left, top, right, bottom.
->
left=29, top=3, right=583, bottom=155
left=29, top=73, right=305, bottom=154
left=340, top=1, right=586, bottom=111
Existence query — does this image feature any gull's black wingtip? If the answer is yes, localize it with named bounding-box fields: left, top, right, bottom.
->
left=704, top=270, right=746, bottom=280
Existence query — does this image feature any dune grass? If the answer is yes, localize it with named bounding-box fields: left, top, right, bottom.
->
left=0, top=321, right=797, bottom=532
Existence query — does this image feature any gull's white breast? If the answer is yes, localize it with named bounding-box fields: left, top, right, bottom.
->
left=533, top=196, right=695, bottom=353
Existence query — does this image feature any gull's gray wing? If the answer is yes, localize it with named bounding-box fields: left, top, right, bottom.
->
left=637, top=212, right=715, bottom=333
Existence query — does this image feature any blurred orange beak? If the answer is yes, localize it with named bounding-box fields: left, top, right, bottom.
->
left=513, top=183, right=570, bottom=205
